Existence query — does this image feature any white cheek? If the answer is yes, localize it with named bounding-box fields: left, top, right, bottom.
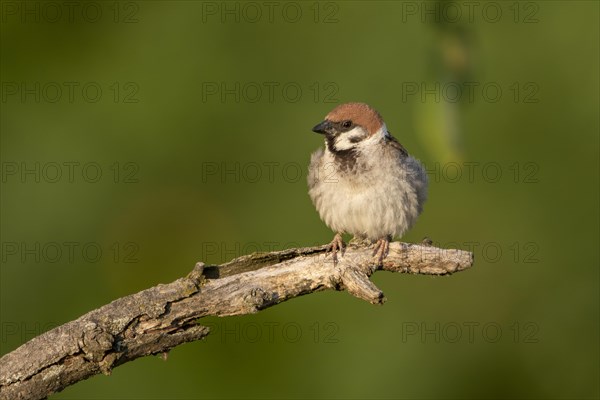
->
left=354, top=125, right=388, bottom=151
left=334, top=126, right=367, bottom=150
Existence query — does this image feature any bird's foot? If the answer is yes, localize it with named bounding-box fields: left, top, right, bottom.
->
left=326, top=233, right=345, bottom=265
left=372, top=235, right=392, bottom=265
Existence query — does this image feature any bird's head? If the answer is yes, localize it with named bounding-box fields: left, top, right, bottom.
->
left=312, top=102, right=386, bottom=153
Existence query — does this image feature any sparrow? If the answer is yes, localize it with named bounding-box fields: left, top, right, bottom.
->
left=307, top=102, right=428, bottom=264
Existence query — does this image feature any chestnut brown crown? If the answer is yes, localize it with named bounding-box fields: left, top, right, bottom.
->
left=324, top=102, right=384, bottom=136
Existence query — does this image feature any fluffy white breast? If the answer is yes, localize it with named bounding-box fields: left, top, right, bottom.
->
left=308, top=127, right=428, bottom=241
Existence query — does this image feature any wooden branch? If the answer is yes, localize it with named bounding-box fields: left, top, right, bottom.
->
left=0, top=242, right=473, bottom=400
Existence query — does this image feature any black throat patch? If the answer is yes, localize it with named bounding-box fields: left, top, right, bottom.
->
left=326, top=134, right=358, bottom=171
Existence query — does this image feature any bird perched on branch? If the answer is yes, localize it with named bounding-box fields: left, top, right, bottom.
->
left=308, top=102, right=428, bottom=264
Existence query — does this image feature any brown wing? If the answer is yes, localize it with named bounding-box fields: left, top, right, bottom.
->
left=385, top=133, right=408, bottom=157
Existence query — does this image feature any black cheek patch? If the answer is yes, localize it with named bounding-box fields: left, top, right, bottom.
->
left=348, top=136, right=364, bottom=143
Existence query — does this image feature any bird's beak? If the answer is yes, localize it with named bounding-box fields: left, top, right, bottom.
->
left=312, top=120, right=334, bottom=135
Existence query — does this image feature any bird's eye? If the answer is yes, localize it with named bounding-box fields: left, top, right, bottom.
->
left=342, top=120, right=352, bottom=128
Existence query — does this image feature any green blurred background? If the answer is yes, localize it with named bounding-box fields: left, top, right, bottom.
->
left=1, top=1, right=598, bottom=398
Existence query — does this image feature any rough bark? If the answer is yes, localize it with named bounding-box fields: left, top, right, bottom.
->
left=0, top=242, right=473, bottom=400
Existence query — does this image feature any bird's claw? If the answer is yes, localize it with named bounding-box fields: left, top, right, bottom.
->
left=326, top=233, right=345, bottom=265
left=372, top=236, right=391, bottom=265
